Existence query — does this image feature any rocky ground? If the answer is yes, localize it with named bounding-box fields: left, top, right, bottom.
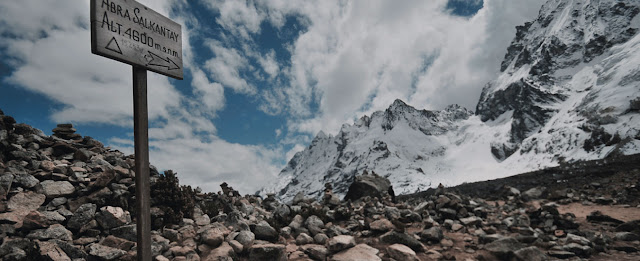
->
left=1, top=109, right=640, bottom=260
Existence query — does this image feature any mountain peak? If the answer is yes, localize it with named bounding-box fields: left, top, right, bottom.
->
left=388, top=98, right=412, bottom=110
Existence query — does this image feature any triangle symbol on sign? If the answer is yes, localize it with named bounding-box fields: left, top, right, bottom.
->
left=105, top=37, right=122, bottom=54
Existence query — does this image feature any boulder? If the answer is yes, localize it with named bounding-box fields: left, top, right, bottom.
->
left=327, top=235, right=356, bottom=253
left=22, top=211, right=51, bottom=229
left=35, top=240, right=71, bottom=261
left=329, top=244, right=380, bottom=261
left=95, top=206, right=130, bottom=230
left=369, top=218, right=395, bottom=233
left=343, top=172, right=394, bottom=201
left=484, top=237, right=523, bottom=259
left=38, top=180, right=75, bottom=198
left=27, top=224, right=73, bottom=241
left=249, top=244, right=286, bottom=261
left=67, top=203, right=97, bottom=231
left=380, top=231, right=423, bottom=252
left=304, top=215, right=325, bottom=236
left=387, top=244, right=418, bottom=261
left=615, top=232, right=640, bottom=241
left=201, top=229, right=224, bottom=248
left=419, top=227, right=443, bottom=243
left=87, top=243, right=126, bottom=260
left=296, top=233, right=314, bottom=245
left=7, top=191, right=45, bottom=212
left=235, top=230, right=255, bottom=249
left=513, top=246, right=547, bottom=261
left=301, top=244, right=328, bottom=260
left=253, top=220, right=278, bottom=242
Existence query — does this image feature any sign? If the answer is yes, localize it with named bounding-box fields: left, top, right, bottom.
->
left=91, top=0, right=183, bottom=79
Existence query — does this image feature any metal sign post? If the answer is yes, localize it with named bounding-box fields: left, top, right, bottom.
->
left=90, top=0, right=183, bottom=260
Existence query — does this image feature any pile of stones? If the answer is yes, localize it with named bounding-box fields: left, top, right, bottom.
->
left=1, top=110, right=639, bottom=260
left=52, top=124, right=82, bottom=141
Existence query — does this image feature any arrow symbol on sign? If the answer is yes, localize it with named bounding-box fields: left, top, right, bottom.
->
left=145, top=51, right=180, bottom=70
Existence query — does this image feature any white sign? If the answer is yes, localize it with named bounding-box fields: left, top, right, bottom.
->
left=91, top=0, right=183, bottom=79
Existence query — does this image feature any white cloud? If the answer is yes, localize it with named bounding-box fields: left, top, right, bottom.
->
left=204, top=0, right=264, bottom=40
left=244, top=0, right=546, bottom=137
left=204, top=40, right=255, bottom=94
left=258, top=49, right=279, bottom=79
left=149, top=136, right=282, bottom=194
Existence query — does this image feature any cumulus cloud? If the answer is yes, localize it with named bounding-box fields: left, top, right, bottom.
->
left=203, top=40, right=255, bottom=94
left=202, top=0, right=544, bottom=137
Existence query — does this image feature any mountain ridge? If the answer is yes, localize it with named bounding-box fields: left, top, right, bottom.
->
left=263, top=0, right=640, bottom=202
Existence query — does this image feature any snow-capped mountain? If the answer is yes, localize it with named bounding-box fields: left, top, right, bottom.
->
left=264, top=0, right=640, bottom=202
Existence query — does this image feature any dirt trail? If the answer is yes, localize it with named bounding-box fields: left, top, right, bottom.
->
left=557, top=203, right=640, bottom=223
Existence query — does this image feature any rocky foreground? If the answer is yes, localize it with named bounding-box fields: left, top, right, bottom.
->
left=1, top=110, right=640, bottom=261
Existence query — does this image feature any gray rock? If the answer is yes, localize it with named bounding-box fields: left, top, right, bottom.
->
left=564, top=233, right=591, bottom=246
left=235, top=230, right=255, bottom=249
left=343, top=172, right=394, bottom=202
left=301, top=244, right=328, bottom=261
left=253, top=220, right=278, bottom=242
left=7, top=191, right=46, bottom=212
left=87, top=243, right=126, bottom=260
left=522, top=187, right=545, bottom=200
left=439, top=208, right=457, bottom=219
left=292, top=192, right=306, bottom=205
left=419, top=227, right=443, bottom=243
left=305, top=215, right=325, bottom=236
left=54, top=239, right=88, bottom=259
left=194, top=213, right=210, bottom=226
left=202, top=229, right=224, bottom=248
left=38, top=180, right=75, bottom=198
left=74, top=149, right=94, bottom=162
left=484, top=237, right=523, bottom=259
left=459, top=216, right=482, bottom=226
left=314, top=233, right=329, bottom=245
left=249, top=243, right=286, bottom=261
left=387, top=244, right=418, bottom=261
left=67, top=203, right=97, bottom=231
left=296, top=233, right=314, bottom=245
left=13, top=174, right=39, bottom=188
left=548, top=249, right=575, bottom=259
left=110, top=224, right=137, bottom=241
left=380, top=231, right=423, bottom=252
left=95, top=206, right=130, bottom=230
left=615, top=232, right=640, bottom=241
left=27, top=224, right=73, bottom=241
left=563, top=243, right=592, bottom=257
left=329, top=243, right=381, bottom=261
left=616, top=220, right=640, bottom=234
left=513, top=246, right=547, bottom=261
left=369, top=218, right=394, bottom=232
left=327, top=235, right=356, bottom=253
left=229, top=240, right=243, bottom=254
left=35, top=240, right=71, bottom=261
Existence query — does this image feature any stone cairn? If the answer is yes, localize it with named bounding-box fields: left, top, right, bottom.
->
left=52, top=123, right=82, bottom=141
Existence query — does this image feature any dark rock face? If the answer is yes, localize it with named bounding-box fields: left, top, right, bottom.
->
left=343, top=172, right=395, bottom=202
left=477, top=80, right=566, bottom=160
left=476, top=0, right=640, bottom=161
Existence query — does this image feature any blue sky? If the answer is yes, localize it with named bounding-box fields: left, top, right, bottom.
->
left=0, top=0, right=544, bottom=194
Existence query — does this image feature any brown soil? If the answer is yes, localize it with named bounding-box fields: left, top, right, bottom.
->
left=557, top=203, right=640, bottom=223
